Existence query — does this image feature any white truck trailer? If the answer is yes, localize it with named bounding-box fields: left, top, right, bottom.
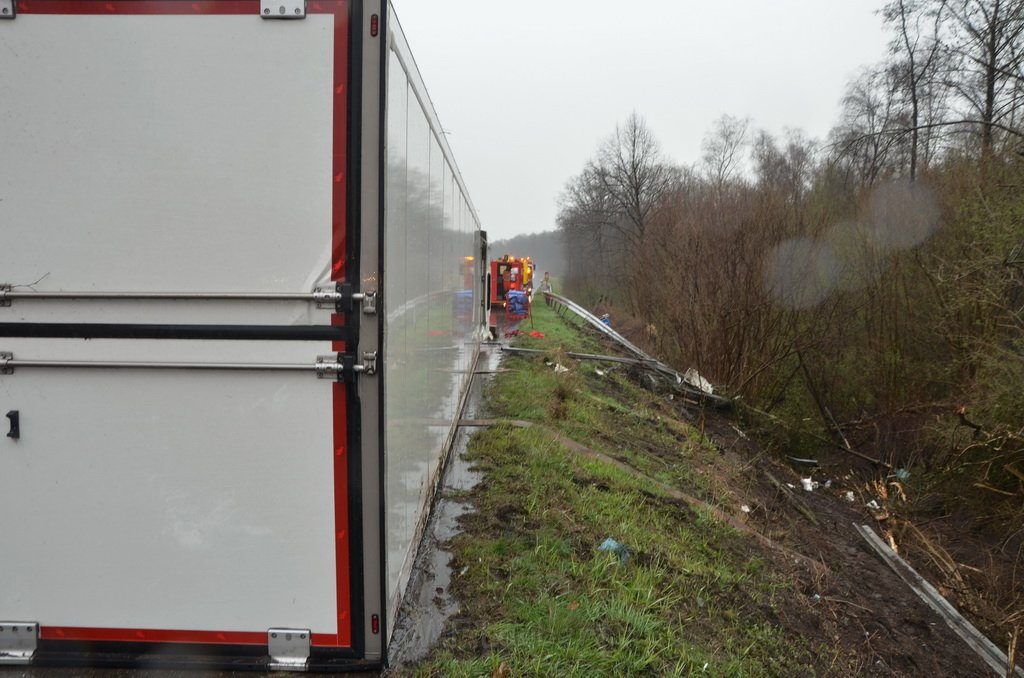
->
left=0, top=0, right=486, bottom=670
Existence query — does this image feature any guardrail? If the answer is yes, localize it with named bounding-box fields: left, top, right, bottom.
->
left=542, top=292, right=648, bottom=360
left=539, top=291, right=730, bottom=408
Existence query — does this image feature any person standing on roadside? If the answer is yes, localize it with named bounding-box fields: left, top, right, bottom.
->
left=539, top=271, right=552, bottom=304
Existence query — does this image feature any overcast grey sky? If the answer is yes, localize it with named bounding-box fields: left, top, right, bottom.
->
left=394, top=1, right=891, bottom=241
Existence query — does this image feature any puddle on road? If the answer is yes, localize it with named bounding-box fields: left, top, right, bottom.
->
left=387, top=344, right=501, bottom=668
left=387, top=496, right=471, bottom=668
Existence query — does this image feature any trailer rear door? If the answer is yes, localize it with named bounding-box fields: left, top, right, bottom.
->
left=0, top=1, right=370, bottom=669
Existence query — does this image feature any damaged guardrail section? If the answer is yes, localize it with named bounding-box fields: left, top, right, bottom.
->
left=538, top=291, right=731, bottom=407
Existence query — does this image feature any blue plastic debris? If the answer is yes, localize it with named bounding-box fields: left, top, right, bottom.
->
left=598, top=537, right=630, bottom=565
left=506, top=289, right=528, bottom=318
left=887, top=468, right=911, bottom=482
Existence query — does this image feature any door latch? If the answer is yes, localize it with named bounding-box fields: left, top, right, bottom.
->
left=314, top=283, right=378, bottom=315
left=316, top=352, right=377, bottom=381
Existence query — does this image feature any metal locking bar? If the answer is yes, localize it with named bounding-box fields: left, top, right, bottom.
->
left=0, top=357, right=313, bottom=373
left=0, top=284, right=377, bottom=315
left=0, top=352, right=377, bottom=380
left=1, top=288, right=320, bottom=303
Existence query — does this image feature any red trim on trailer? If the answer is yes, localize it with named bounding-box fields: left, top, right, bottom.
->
left=40, top=627, right=338, bottom=647
left=17, top=0, right=254, bottom=14
left=328, top=1, right=353, bottom=649
left=328, top=0, right=350, bottom=281
left=19, top=0, right=354, bottom=651
left=331, top=379, right=352, bottom=647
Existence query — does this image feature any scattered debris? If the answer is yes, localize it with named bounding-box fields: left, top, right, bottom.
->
left=765, top=470, right=821, bottom=527
left=543, top=360, right=570, bottom=374
left=886, top=532, right=899, bottom=552
left=865, top=499, right=891, bottom=521
left=640, top=373, right=659, bottom=390
left=855, top=523, right=1024, bottom=677
left=595, top=367, right=607, bottom=377
left=527, top=331, right=545, bottom=338
left=683, top=367, right=714, bottom=395
left=788, top=455, right=820, bottom=466
left=845, top=491, right=856, bottom=502
left=741, top=504, right=752, bottom=513
left=887, top=468, right=911, bottom=482
left=799, top=477, right=830, bottom=491
left=598, top=537, right=630, bottom=565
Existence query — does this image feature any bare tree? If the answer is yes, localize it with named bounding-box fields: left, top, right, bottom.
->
left=939, top=0, right=1024, bottom=155
left=830, top=68, right=905, bottom=186
left=753, top=129, right=818, bottom=208
left=557, top=113, right=679, bottom=306
left=592, top=112, right=678, bottom=253
left=883, top=0, right=946, bottom=179
left=833, top=0, right=1024, bottom=179
left=701, top=115, right=751, bottom=197
left=557, top=166, right=622, bottom=292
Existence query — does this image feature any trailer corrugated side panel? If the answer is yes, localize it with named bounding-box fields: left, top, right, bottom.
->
left=379, top=3, right=485, bottom=640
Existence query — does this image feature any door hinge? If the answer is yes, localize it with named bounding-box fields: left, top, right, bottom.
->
left=267, top=628, right=310, bottom=671
left=316, top=351, right=377, bottom=381
left=0, top=0, right=15, bottom=19
left=314, top=283, right=377, bottom=315
left=0, top=285, right=10, bottom=306
left=260, top=0, right=304, bottom=19
left=0, top=623, right=38, bottom=665
left=0, top=353, right=11, bottom=375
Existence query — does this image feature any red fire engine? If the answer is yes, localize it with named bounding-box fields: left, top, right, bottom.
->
left=489, top=255, right=534, bottom=307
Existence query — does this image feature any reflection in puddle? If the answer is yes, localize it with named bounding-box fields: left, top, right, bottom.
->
left=387, top=346, right=499, bottom=667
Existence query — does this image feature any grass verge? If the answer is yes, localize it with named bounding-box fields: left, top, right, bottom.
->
left=402, top=302, right=819, bottom=677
